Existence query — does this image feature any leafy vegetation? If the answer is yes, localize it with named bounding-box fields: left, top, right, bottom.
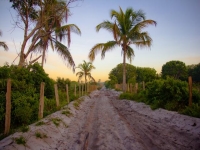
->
left=105, top=63, right=157, bottom=89
left=15, top=136, right=26, bottom=145
left=161, top=60, right=188, bottom=81
left=62, top=109, right=73, bottom=117
left=35, top=121, right=45, bottom=126
left=119, top=77, right=200, bottom=118
left=0, top=63, right=79, bottom=135
left=20, top=126, right=29, bottom=133
left=51, top=118, right=61, bottom=127
left=73, top=98, right=84, bottom=110
left=188, top=63, right=200, bottom=83
left=35, top=132, right=47, bottom=139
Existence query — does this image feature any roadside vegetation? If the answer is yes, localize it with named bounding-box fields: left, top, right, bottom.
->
left=118, top=61, right=200, bottom=118
left=0, top=63, right=79, bottom=138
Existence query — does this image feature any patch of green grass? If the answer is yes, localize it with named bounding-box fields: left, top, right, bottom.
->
left=20, top=126, right=29, bottom=133
left=35, top=132, right=42, bottom=138
left=62, top=110, right=73, bottom=117
left=35, top=121, right=45, bottom=126
left=35, top=132, right=48, bottom=139
left=73, top=102, right=79, bottom=109
left=73, top=98, right=84, bottom=110
left=51, top=118, right=61, bottom=127
left=181, top=104, right=200, bottom=118
left=15, top=136, right=26, bottom=145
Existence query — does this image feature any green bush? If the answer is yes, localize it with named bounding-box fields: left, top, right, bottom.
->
left=0, top=63, right=55, bottom=134
left=146, top=77, right=189, bottom=109
left=119, top=91, right=147, bottom=102
left=119, top=93, right=134, bottom=100
left=181, top=104, right=200, bottom=118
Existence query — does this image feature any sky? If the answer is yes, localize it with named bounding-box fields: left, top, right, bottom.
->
left=0, top=0, right=200, bottom=82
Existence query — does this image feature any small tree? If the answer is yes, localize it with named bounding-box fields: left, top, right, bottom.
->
left=161, top=60, right=188, bottom=80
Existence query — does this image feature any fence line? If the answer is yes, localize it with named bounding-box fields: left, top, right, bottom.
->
left=2, top=79, right=99, bottom=135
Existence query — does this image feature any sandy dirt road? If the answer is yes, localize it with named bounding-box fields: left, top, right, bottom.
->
left=1, top=88, right=200, bottom=150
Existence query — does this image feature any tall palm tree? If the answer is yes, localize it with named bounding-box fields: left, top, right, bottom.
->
left=0, top=30, right=8, bottom=51
left=76, top=60, right=95, bottom=84
left=88, top=7, right=156, bottom=91
left=11, top=0, right=81, bottom=69
left=30, top=0, right=81, bottom=70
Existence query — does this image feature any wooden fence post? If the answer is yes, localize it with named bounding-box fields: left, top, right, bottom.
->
left=38, top=82, right=45, bottom=119
left=66, top=84, right=69, bottom=104
left=188, top=76, right=192, bottom=106
left=79, top=82, right=81, bottom=96
left=81, top=82, right=83, bottom=96
left=4, top=79, right=11, bottom=135
left=74, top=84, right=76, bottom=96
left=54, top=84, right=59, bottom=107
left=127, top=83, right=129, bottom=92
left=85, top=82, right=87, bottom=94
left=135, top=83, right=138, bottom=94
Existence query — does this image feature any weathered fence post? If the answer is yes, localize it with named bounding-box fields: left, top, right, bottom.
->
left=66, top=84, right=69, bottom=104
left=81, top=82, right=83, bottom=96
left=4, top=79, right=11, bottom=135
left=142, top=81, right=145, bottom=90
left=127, top=83, right=129, bottom=92
left=54, top=84, right=59, bottom=107
left=87, top=83, right=89, bottom=93
left=38, top=82, right=45, bottom=119
left=79, top=82, right=81, bottom=96
left=85, top=82, right=87, bottom=95
left=135, top=83, right=138, bottom=94
left=188, top=76, right=192, bottom=106
left=74, top=84, right=76, bottom=96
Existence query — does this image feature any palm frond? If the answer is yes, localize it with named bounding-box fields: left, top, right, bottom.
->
left=101, top=41, right=118, bottom=59
left=54, top=40, right=75, bottom=72
left=55, top=24, right=81, bottom=46
left=126, top=46, right=134, bottom=63
left=134, top=20, right=156, bottom=31
left=132, top=32, right=153, bottom=48
left=88, top=43, right=105, bottom=61
left=96, top=21, right=114, bottom=33
left=0, top=42, right=9, bottom=51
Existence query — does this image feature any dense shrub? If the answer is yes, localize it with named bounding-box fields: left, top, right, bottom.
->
left=0, top=63, right=79, bottom=135
left=146, top=77, right=188, bottom=109
left=181, top=104, right=200, bottom=118
left=119, top=77, right=200, bottom=118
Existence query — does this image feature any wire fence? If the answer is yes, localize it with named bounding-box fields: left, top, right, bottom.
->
left=1, top=79, right=98, bottom=135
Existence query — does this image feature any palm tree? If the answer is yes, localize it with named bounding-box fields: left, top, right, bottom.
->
left=30, top=0, right=81, bottom=70
left=88, top=7, right=156, bottom=91
left=11, top=0, right=81, bottom=69
left=76, top=60, right=96, bottom=85
left=0, top=30, right=8, bottom=51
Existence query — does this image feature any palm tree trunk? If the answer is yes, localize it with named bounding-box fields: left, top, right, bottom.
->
left=123, top=49, right=126, bottom=92
left=41, top=48, right=46, bottom=68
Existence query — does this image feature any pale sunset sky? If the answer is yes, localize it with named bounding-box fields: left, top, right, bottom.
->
left=0, top=0, right=200, bottom=82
